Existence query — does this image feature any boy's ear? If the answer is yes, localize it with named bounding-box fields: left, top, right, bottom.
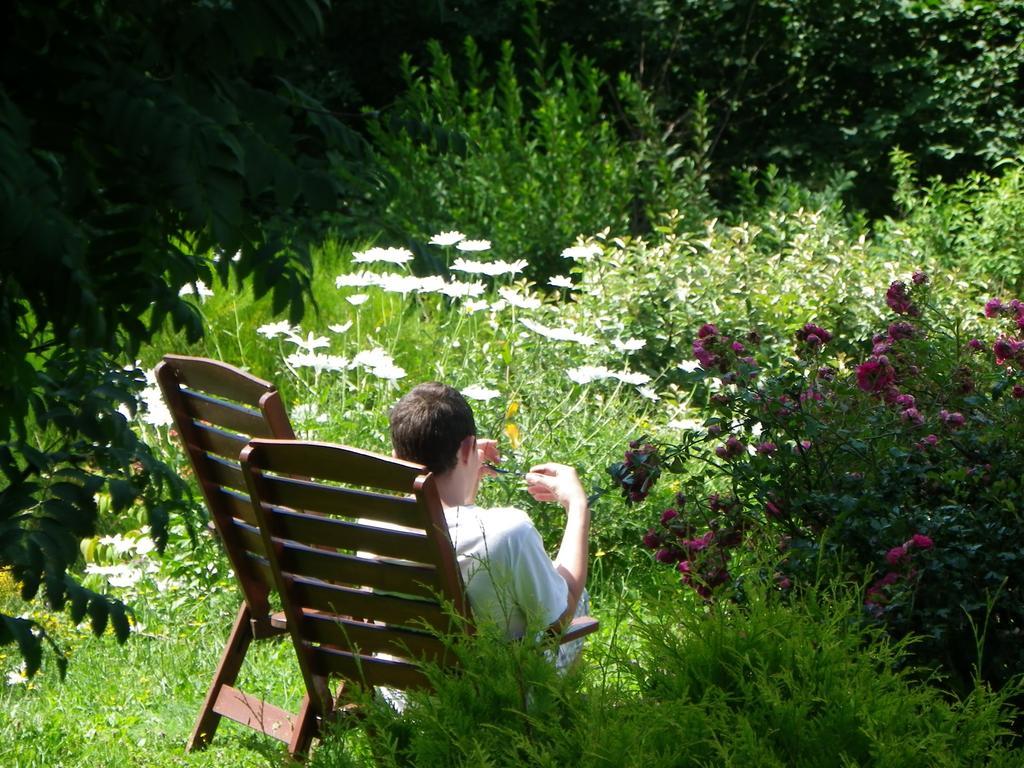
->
left=457, top=435, right=476, bottom=465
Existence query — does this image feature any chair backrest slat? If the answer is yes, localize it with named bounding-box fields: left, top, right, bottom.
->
left=277, top=543, right=441, bottom=600
left=297, top=612, right=449, bottom=661
left=241, top=438, right=468, bottom=713
left=257, top=477, right=427, bottom=529
left=288, top=576, right=453, bottom=631
left=180, top=389, right=276, bottom=437
left=186, top=421, right=251, bottom=462
left=268, top=508, right=439, bottom=565
left=163, top=354, right=275, bottom=403
left=201, top=454, right=249, bottom=494
left=215, top=486, right=259, bottom=526
left=310, top=647, right=433, bottom=690
left=246, top=440, right=427, bottom=493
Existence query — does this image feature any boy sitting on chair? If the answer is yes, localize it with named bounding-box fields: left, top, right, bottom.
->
left=389, top=382, right=591, bottom=655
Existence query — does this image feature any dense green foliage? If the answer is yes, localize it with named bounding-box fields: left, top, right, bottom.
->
left=542, top=0, right=1024, bottom=211
left=0, top=0, right=361, bottom=670
left=311, top=585, right=1022, bottom=767
left=363, top=13, right=710, bottom=278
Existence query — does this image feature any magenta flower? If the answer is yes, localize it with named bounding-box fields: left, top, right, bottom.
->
left=887, top=321, right=916, bottom=341
left=985, top=298, right=1004, bottom=318
left=1013, top=385, right=1024, bottom=399
left=939, top=409, right=965, bottom=428
left=900, top=407, right=924, bottom=426
left=909, top=533, right=934, bottom=550
left=912, top=271, right=928, bottom=285
left=967, top=339, right=984, bottom=352
left=885, top=546, right=908, bottom=565
left=795, top=323, right=833, bottom=348
left=660, top=508, right=679, bottom=526
left=642, top=529, right=661, bottom=549
left=755, top=441, right=777, bottom=455
left=697, top=323, right=719, bottom=339
left=731, top=341, right=745, bottom=353
left=655, top=547, right=678, bottom=564
left=856, top=356, right=897, bottom=393
left=886, top=281, right=917, bottom=316
left=765, top=500, right=783, bottom=519
left=894, top=393, right=916, bottom=408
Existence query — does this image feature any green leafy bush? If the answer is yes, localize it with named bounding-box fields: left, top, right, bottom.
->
left=311, top=584, right=1022, bottom=767
left=362, top=11, right=710, bottom=278
left=624, top=273, right=1024, bottom=693
left=879, top=151, right=1024, bottom=292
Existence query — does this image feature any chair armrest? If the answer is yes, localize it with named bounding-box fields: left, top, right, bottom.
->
left=558, top=615, right=599, bottom=644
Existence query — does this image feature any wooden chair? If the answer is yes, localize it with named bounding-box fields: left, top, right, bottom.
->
left=155, top=354, right=315, bottom=752
left=240, top=438, right=600, bottom=758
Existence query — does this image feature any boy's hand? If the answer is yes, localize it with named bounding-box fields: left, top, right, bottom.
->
left=524, top=463, right=588, bottom=511
left=477, top=438, right=500, bottom=477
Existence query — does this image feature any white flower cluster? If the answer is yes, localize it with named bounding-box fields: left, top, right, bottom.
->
left=178, top=280, right=214, bottom=301
left=335, top=271, right=486, bottom=297
left=519, top=318, right=596, bottom=346
left=451, top=258, right=528, bottom=277
left=352, top=246, right=414, bottom=264
left=560, top=244, right=601, bottom=261
left=566, top=366, right=651, bottom=386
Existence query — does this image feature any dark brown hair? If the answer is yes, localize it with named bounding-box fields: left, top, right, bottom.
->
left=389, top=382, right=476, bottom=475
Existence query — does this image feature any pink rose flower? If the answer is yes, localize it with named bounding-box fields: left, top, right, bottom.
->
left=885, top=546, right=908, bottom=565
left=909, top=533, right=934, bottom=550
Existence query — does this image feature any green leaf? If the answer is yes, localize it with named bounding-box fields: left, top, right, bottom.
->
left=107, top=478, right=138, bottom=513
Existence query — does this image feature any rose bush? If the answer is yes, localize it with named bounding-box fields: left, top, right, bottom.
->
left=617, top=274, right=1024, bottom=692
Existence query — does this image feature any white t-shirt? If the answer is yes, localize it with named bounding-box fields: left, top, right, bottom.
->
left=444, top=504, right=569, bottom=639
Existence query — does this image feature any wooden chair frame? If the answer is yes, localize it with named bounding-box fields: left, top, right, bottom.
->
left=155, top=354, right=315, bottom=753
left=240, top=438, right=599, bottom=758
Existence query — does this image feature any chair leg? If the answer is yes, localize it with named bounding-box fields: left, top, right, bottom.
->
left=187, top=602, right=255, bottom=751
left=287, top=693, right=318, bottom=759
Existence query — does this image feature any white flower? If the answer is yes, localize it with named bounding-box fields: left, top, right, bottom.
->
left=336, top=271, right=380, bottom=288
left=489, top=299, right=508, bottom=313
left=637, top=386, right=660, bottom=401
left=615, top=371, right=652, bottom=386
left=463, top=299, right=490, bottom=314
left=353, top=348, right=396, bottom=370
left=367, top=363, right=407, bottom=381
left=6, top=666, right=28, bottom=686
left=567, top=365, right=613, bottom=385
left=429, top=231, right=466, bottom=246
left=376, top=272, right=426, bottom=294
left=329, top=321, right=353, bottom=334
left=565, top=366, right=651, bottom=386
left=178, top=280, right=214, bottom=301
left=678, top=360, right=702, bottom=373
left=497, top=286, right=542, bottom=310
left=140, top=385, right=173, bottom=427
left=86, top=563, right=142, bottom=588
left=134, top=536, right=157, bottom=556
left=285, top=331, right=331, bottom=352
left=451, top=258, right=528, bottom=277
left=612, top=338, right=646, bottom=353
left=461, top=385, right=501, bottom=401
left=548, top=275, right=574, bottom=289
left=99, top=534, right=136, bottom=556
left=560, top=244, right=601, bottom=261
left=520, top=318, right=596, bottom=345
left=455, top=239, right=491, bottom=252
left=346, top=294, right=370, bottom=306
left=352, top=246, right=414, bottom=264
left=285, top=352, right=349, bottom=373
left=257, top=320, right=295, bottom=339
left=412, top=275, right=448, bottom=294
left=439, top=280, right=486, bottom=298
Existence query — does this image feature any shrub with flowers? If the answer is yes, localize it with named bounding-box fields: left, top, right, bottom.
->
left=617, top=273, right=1024, bottom=692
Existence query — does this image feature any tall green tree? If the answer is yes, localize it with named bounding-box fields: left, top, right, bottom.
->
left=0, top=0, right=366, bottom=675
